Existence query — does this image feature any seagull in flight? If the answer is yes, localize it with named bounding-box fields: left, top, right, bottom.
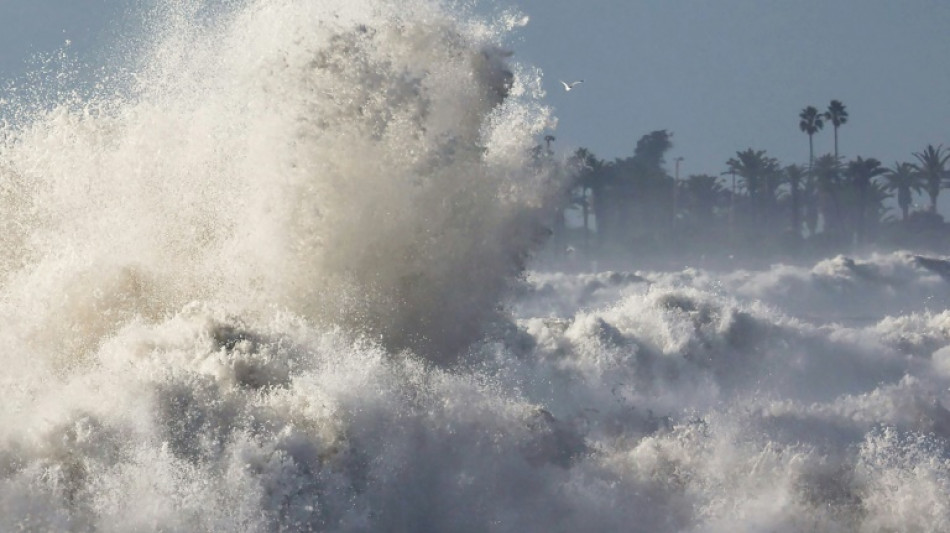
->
left=560, top=79, right=584, bottom=92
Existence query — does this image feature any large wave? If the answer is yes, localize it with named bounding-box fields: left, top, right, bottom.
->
left=3, top=1, right=950, bottom=531
left=0, top=0, right=557, bottom=366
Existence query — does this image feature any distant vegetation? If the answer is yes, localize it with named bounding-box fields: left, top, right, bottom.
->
left=536, top=100, right=950, bottom=268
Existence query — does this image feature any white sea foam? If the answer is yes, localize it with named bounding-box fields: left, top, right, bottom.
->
left=2, top=1, right=950, bottom=531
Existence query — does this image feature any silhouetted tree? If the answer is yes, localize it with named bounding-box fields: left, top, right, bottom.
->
left=784, top=164, right=806, bottom=237
left=762, top=161, right=784, bottom=220
left=813, top=154, right=843, bottom=235
left=864, top=180, right=892, bottom=236
left=605, top=130, right=675, bottom=249
left=824, top=100, right=848, bottom=160
left=845, top=156, right=886, bottom=245
left=799, top=106, right=824, bottom=169
left=726, top=148, right=779, bottom=226
left=569, top=147, right=603, bottom=251
left=682, top=174, right=727, bottom=228
left=912, top=144, right=950, bottom=213
left=883, top=161, right=925, bottom=221
left=803, top=173, right=819, bottom=237
left=633, top=130, right=673, bottom=168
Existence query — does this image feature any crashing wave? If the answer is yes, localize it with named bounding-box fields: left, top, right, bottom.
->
left=3, top=1, right=950, bottom=531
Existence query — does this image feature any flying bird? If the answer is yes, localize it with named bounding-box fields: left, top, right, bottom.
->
left=560, top=80, right=584, bottom=92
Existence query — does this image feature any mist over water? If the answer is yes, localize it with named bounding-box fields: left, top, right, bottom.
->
left=2, top=1, right=950, bottom=531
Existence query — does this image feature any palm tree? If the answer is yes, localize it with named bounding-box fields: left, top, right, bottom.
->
left=824, top=100, right=848, bottom=160
left=803, top=173, right=820, bottom=237
left=726, top=149, right=777, bottom=200
left=845, top=156, right=886, bottom=245
left=799, top=106, right=824, bottom=169
left=864, top=181, right=893, bottom=234
left=543, top=134, right=556, bottom=155
left=911, top=144, right=950, bottom=213
left=813, top=154, right=842, bottom=234
left=784, top=164, right=806, bottom=237
left=683, top=174, right=727, bottom=227
left=569, top=147, right=603, bottom=251
left=726, top=149, right=782, bottom=237
left=883, top=161, right=925, bottom=221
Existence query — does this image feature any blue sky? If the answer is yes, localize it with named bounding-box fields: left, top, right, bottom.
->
left=2, top=0, right=949, bottom=180
left=507, top=0, right=950, bottom=178
left=0, top=1, right=120, bottom=72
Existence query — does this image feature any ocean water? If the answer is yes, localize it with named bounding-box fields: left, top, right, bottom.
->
left=2, top=1, right=950, bottom=531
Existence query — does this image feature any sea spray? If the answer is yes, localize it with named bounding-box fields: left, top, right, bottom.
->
left=0, top=0, right=559, bottom=367
left=0, top=1, right=569, bottom=528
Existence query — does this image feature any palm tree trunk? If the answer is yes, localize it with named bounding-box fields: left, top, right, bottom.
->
left=808, top=134, right=815, bottom=231
left=809, top=135, right=814, bottom=169
left=834, top=126, right=839, bottom=161
left=899, top=188, right=910, bottom=221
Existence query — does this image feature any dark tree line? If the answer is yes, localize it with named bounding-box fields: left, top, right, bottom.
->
left=539, top=100, right=950, bottom=266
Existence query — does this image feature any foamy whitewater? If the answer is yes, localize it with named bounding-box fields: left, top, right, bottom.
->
left=2, top=1, right=950, bottom=531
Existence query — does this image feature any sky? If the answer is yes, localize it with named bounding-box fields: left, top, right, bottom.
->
left=1, top=0, right=949, bottom=180
left=0, top=2, right=122, bottom=73
left=506, top=0, right=950, bottom=179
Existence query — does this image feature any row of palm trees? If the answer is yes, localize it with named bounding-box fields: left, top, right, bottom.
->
left=799, top=100, right=950, bottom=215
left=544, top=100, right=950, bottom=261
left=722, top=147, right=944, bottom=246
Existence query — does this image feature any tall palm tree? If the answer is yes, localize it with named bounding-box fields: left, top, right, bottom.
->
left=824, top=100, right=848, bottom=160
left=911, top=144, right=950, bottom=213
left=799, top=106, right=824, bottom=170
left=845, top=156, right=886, bottom=245
left=569, top=147, right=603, bottom=251
left=800, top=107, right=824, bottom=237
left=883, top=161, right=925, bottom=221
